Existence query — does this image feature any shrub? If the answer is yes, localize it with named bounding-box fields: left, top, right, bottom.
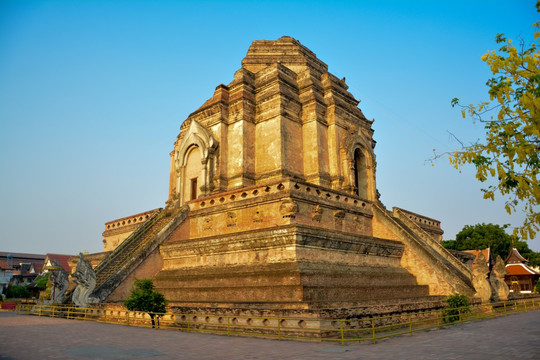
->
left=124, top=279, right=168, bottom=328
left=6, top=285, right=30, bottom=299
left=443, top=293, right=470, bottom=323
left=34, top=274, right=49, bottom=290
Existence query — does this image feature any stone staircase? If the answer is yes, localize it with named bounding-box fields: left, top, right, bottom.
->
left=91, top=205, right=189, bottom=302
left=373, top=203, right=476, bottom=296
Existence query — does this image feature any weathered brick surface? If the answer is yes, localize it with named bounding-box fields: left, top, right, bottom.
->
left=1, top=311, right=539, bottom=359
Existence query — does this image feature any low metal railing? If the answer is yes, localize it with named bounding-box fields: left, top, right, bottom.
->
left=15, top=298, right=539, bottom=345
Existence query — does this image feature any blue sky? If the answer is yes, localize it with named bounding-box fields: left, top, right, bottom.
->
left=1, top=0, right=539, bottom=254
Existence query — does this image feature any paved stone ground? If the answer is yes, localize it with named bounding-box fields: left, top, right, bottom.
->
left=0, top=310, right=539, bottom=360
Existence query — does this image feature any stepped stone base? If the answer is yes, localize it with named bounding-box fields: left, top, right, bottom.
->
left=154, top=224, right=431, bottom=307
left=168, top=296, right=449, bottom=318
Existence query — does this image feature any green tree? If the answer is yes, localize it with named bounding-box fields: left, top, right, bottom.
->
left=445, top=3, right=540, bottom=240
left=33, top=274, right=49, bottom=291
left=455, top=223, right=514, bottom=260
left=5, top=285, right=30, bottom=299
left=442, top=293, right=470, bottom=323
left=441, top=240, right=457, bottom=250
left=124, top=279, right=168, bottom=328
left=442, top=223, right=540, bottom=266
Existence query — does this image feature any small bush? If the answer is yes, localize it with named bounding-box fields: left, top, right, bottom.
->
left=34, top=274, right=49, bottom=290
left=124, top=279, right=168, bottom=328
left=443, top=293, right=470, bottom=323
left=6, top=285, right=30, bottom=299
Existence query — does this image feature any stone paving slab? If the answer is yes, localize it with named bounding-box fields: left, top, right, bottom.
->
left=0, top=311, right=539, bottom=359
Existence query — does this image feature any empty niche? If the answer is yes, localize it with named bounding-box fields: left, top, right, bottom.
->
left=226, top=212, right=237, bottom=227
left=253, top=209, right=263, bottom=223
left=279, top=199, right=298, bottom=218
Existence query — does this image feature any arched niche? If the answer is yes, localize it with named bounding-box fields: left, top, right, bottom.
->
left=341, top=134, right=376, bottom=201
left=353, top=148, right=369, bottom=199
left=173, top=120, right=218, bottom=206
left=183, top=146, right=202, bottom=202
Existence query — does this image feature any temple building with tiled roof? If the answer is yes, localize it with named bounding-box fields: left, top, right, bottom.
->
left=43, top=253, right=73, bottom=274
left=505, top=248, right=539, bottom=294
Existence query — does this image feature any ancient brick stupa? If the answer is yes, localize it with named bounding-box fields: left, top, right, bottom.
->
left=94, top=37, right=477, bottom=317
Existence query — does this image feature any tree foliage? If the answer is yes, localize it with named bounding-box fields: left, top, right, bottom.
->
left=34, top=274, right=49, bottom=291
left=5, top=285, right=30, bottom=299
left=442, top=293, right=470, bottom=323
left=124, top=279, right=168, bottom=328
left=442, top=223, right=540, bottom=266
left=446, top=4, right=540, bottom=240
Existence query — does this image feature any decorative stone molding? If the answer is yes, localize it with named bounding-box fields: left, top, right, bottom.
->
left=104, top=210, right=156, bottom=232
left=279, top=199, right=298, bottom=218
left=161, top=225, right=404, bottom=261
left=174, top=119, right=219, bottom=206
left=311, top=204, right=323, bottom=222
left=333, top=210, right=345, bottom=227
left=252, top=208, right=263, bottom=223
left=226, top=212, right=237, bottom=227
left=202, top=216, right=213, bottom=231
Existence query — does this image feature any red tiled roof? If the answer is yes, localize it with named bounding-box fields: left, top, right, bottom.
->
left=31, top=262, right=44, bottom=273
left=45, top=254, right=73, bottom=273
left=505, top=263, right=540, bottom=276
left=463, top=248, right=491, bottom=265
left=0, top=259, right=13, bottom=271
